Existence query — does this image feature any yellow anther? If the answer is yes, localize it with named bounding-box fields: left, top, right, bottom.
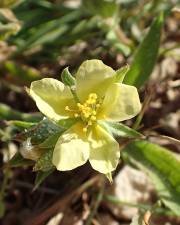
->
left=92, top=111, right=96, bottom=115
left=84, top=113, right=90, bottom=118
left=86, top=99, right=93, bottom=105
left=72, top=93, right=102, bottom=132
left=83, top=127, right=88, bottom=133
left=77, top=103, right=82, bottom=108
left=65, top=106, right=70, bottom=111
left=90, top=115, right=96, bottom=121
left=89, top=93, right=97, bottom=99
left=74, top=113, right=79, bottom=118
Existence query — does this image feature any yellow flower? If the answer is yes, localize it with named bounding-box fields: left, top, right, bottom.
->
left=29, top=60, right=141, bottom=175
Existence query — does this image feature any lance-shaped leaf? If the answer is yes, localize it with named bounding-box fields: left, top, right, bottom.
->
left=34, top=148, right=55, bottom=171
left=34, top=169, right=55, bottom=190
left=99, top=121, right=143, bottom=139
left=15, top=118, right=62, bottom=144
left=123, top=140, right=180, bottom=216
left=0, top=103, right=41, bottom=122
left=124, top=13, right=164, bottom=88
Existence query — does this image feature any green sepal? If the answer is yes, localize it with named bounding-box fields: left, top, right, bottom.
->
left=61, top=67, right=75, bottom=87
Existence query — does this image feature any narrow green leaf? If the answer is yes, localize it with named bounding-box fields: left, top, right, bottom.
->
left=123, top=140, right=180, bottom=216
left=39, top=131, right=64, bottom=149
left=0, top=103, right=41, bottom=122
left=34, top=169, right=54, bottom=190
left=82, top=0, right=117, bottom=18
left=61, top=67, right=75, bottom=87
left=34, top=148, right=55, bottom=171
left=9, top=152, right=34, bottom=167
left=4, top=61, right=41, bottom=83
left=8, top=120, right=36, bottom=129
left=15, top=118, right=62, bottom=144
left=124, top=13, right=164, bottom=88
left=99, top=121, right=143, bottom=138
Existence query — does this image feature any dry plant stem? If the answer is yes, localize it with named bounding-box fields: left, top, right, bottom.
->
left=85, top=179, right=105, bottom=225
left=133, top=90, right=152, bottom=130
left=0, top=146, right=11, bottom=200
left=143, top=210, right=151, bottom=225
left=25, top=175, right=101, bottom=225
left=104, top=195, right=174, bottom=216
left=0, top=168, right=10, bottom=201
left=115, top=26, right=132, bottom=46
left=148, top=134, right=180, bottom=146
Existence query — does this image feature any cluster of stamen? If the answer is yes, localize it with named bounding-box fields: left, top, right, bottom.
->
left=65, top=93, right=102, bottom=133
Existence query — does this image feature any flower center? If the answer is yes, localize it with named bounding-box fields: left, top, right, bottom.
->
left=65, top=93, right=102, bottom=132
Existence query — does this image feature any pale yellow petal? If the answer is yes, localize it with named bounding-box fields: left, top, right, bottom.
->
left=52, top=123, right=90, bottom=171
left=76, top=59, right=115, bottom=102
left=29, top=78, right=75, bottom=121
left=99, top=83, right=141, bottom=121
left=88, top=125, right=120, bottom=174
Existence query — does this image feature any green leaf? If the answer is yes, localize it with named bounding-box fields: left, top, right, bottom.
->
left=34, top=169, right=54, bottom=190
left=0, top=103, right=41, bottom=122
left=123, top=140, right=180, bottom=216
left=34, top=148, right=55, bottom=171
left=82, top=0, right=117, bottom=18
left=8, top=120, right=36, bottom=130
left=115, top=64, right=130, bottom=82
left=123, top=13, right=164, bottom=88
left=99, top=121, right=143, bottom=138
left=15, top=118, right=62, bottom=144
left=9, top=152, right=34, bottom=167
left=61, top=67, right=75, bottom=87
left=4, top=61, right=41, bottom=83
left=40, top=132, right=63, bottom=148
left=58, top=117, right=78, bottom=129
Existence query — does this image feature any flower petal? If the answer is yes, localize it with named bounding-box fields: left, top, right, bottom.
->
left=52, top=123, right=90, bottom=171
left=76, top=59, right=115, bottom=102
left=99, top=83, right=141, bottom=121
left=88, top=125, right=120, bottom=174
left=29, top=78, right=75, bottom=121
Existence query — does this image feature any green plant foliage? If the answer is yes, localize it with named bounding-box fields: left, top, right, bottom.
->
left=124, top=13, right=164, bottom=88
left=4, top=61, right=42, bottom=83
left=34, top=148, right=55, bottom=171
left=123, top=140, right=180, bottom=216
left=8, top=120, right=36, bottom=130
left=15, top=118, right=62, bottom=144
left=82, top=0, right=118, bottom=18
left=61, top=67, right=76, bottom=87
left=9, top=152, right=34, bottom=167
left=0, top=103, right=41, bottom=122
left=99, top=121, right=143, bottom=138
left=34, top=169, right=55, bottom=190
